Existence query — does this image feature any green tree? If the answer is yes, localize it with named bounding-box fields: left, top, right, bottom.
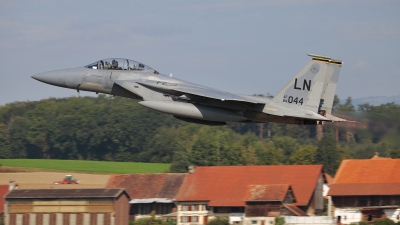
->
left=207, top=217, right=229, bottom=225
left=284, top=124, right=310, bottom=141
left=225, top=143, right=245, bottom=165
left=170, top=147, right=191, bottom=173
left=336, top=97, right=355, bottom=112
left=133, top=211, right=167, bottom=225
left=275, top=217, right=285, bottom=225
left=1, top=95, right=399, bottom=169
left=272, top=136, right=299, bottom=163
left=189, top=127, right=249, bottom=166
left=190, top=129, right=220, bottom=166
left=0, top=123, right=11, bottom=158
left=255, top=141, right=281, bottom=165
left=145, top=127, right=182, bottom=163
left=315, top=130, right=340, bottom=176
left=8, top=116, right=28, bottom=158
left=333, top=95, right=340, bottom=109
left=372, top=218, right=395, bottom=225
left=337, top=146, right=352, bottom=160
left=390, top=149, right=400, bottom=158
left=289, top=145, right=316, bottom=165
left=354, top=142, right=392, bottom=159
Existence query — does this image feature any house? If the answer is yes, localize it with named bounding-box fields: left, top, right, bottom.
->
left=244, top=184, right=308, bottom=220
left=106, top=173, right=186, bottom=220
left=175, top=165, right=327, bottom=225
left=4, top=188, right=130, bottom=225
left=328, top=156, right=400, bottom=224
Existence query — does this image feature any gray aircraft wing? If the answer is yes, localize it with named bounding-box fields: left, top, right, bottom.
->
left=115, top=80, right=265, bottom=104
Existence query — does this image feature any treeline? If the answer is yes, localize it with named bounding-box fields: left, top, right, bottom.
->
left=0, top=95, right=399, bottom=175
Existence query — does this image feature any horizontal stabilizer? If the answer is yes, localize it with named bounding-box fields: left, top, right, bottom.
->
left=325, top=113, right=359, bottom=123
left=325, top=113, right=347, bottom=122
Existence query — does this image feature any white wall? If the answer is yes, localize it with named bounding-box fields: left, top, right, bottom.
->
left=283, top=216, right=336, bottom=224
left=334, top=208, right=400, bottom=223
left=244, top=217, right=275, bottom=225
left=334, top=209, right=362, bottom=224
left=323, top=184, right=329, bottom=197
left=384, top=208, right=400, bottom=223
left=229, top=213, right=244, bottom=224
left=176, top=202, right=209, bottom=225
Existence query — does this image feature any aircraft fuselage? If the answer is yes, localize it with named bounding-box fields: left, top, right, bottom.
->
left=32, top=56, right=346, bottom=125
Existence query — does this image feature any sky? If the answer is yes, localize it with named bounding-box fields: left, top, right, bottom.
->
left=0, top=0, right=399, bottom=105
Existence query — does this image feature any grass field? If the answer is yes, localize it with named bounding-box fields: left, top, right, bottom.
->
left=0, top=159, right=171, bottom=174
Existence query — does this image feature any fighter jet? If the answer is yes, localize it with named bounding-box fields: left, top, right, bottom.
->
left=32, top=54, right=346, bottom=126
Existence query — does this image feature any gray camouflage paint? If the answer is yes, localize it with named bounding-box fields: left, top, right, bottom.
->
left=32, top=55, right=346, bottom=125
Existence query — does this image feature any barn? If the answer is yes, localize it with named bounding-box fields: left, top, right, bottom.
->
left=329, top=156, right=400, bottom=224
left=4, top=188, right=130, bottom=225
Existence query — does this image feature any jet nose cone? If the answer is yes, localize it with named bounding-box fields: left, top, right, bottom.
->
left=31, top=70, right=65, bottom=87
left=31, top=73, right=43, bottom=81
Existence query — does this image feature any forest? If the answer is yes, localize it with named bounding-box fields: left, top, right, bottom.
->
left=0, top=95, right=399, bottom=175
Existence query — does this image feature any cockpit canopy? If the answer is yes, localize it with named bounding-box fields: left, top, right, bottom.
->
left=85, top=58, right=158, bottom=74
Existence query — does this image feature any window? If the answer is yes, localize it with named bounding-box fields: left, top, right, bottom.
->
left=192, top=216, right=198, bottom=222
left=214, top=207, right=230, bottom=213
left=182, top=205, right=189, bottom=211
left=192, top=204, right=199, bottom=211
left=231, top=207, right=245, bottom=213
left=252, top=220, right=257, bottom=224
left=85, top=58, right=158, bottom=73
left=182, top=216, right=189, bottom=223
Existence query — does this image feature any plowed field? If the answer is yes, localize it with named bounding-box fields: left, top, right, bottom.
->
left=0, top=172, right=110, bottom=189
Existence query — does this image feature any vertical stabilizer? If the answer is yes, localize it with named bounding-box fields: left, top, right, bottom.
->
left=270, top=54, right=342, bottom=115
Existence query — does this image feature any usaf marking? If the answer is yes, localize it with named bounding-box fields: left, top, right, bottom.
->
left=294, top=78, right=311, bottom=91
left=283, top=95, right=304, bottom=105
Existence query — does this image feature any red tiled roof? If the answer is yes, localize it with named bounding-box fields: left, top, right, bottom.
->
left=0, top=185, right=9, bottom=213
left=5, top=188, right=127, bottom=199
left=176, top=165, right=324, bottom=206
left=329, top=183, right=400, bottom=196
left=244, top=184, right=290, bottom=201
left=325, top=173, right=333, bottom=185
left=105, top=173, right=186, bottom=199
left=328, top=158, right=400, bottom=196
left=333, top=158, right=400, bottom=184
left=283, top=204, right=308, bottom=216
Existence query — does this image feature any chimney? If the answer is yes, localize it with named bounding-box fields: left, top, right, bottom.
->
left=9, top=180, right=16, bottom=191
left=188, top=165, right=195, bottom=174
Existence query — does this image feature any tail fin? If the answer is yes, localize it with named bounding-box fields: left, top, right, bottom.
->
left=271, top=54, right=342, bottom=114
